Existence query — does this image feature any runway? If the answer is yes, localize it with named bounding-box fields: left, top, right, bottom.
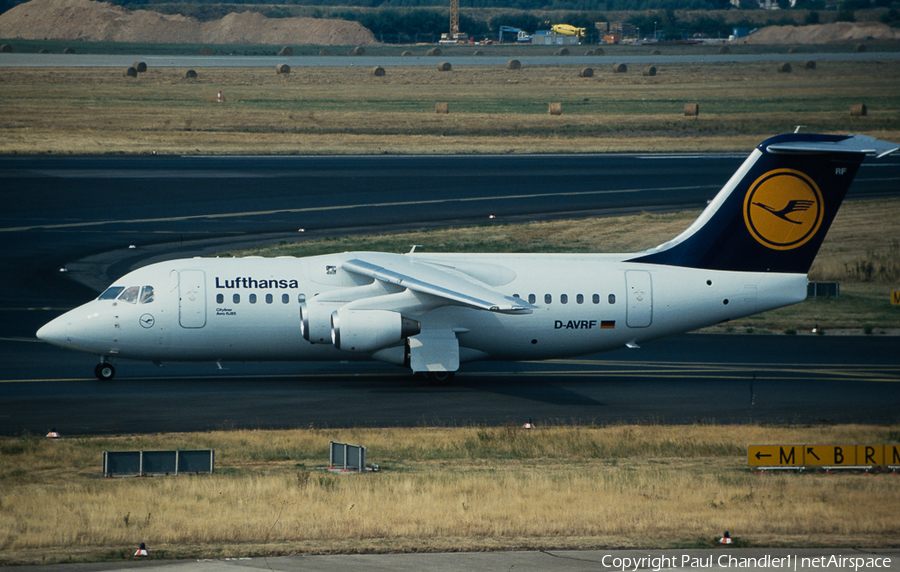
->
left=1, top=153, right=898, bottom=435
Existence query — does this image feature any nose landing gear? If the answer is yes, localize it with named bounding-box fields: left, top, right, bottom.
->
left=94, top=361, right=115, bottom=381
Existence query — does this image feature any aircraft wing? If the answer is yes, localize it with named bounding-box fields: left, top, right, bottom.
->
left=342, top=256, right=534, bottom=314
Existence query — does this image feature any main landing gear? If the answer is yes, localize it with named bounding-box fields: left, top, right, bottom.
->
left=94, top=361, right=115, bottom=381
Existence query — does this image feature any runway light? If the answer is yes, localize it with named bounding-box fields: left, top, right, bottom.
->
left=720, top=531, right=733, bottom=545
left=522, top=418, right=534, bottom=429
left=489, top=214, right=496, bottom=219
left=129, top=245, right=136, bottom=249
left=46, top=427, right=61, bottom=439
left=134, top=542, right=149, bottom=557
left=299, top=228, right=305, bottom=232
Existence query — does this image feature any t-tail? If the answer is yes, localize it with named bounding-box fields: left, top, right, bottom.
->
left=628, top=133, right=899, bottom=273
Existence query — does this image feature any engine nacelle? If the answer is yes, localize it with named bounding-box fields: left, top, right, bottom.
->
left=300, top=300, right=343, bottom=344
left=331, top=309, right=420, bottom=352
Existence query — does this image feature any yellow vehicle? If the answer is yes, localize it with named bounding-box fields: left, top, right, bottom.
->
left=551, top=24, right=585, bottom=37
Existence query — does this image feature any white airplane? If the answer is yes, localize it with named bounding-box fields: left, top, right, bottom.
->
left=38, top=133, right=898, bottom=381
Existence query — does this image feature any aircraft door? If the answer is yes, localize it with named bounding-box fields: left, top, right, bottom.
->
left=178, top=270, right=207, bottom=328
left=625, top=270, right=652, bottom=328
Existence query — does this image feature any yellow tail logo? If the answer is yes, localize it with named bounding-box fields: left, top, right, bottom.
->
left=743, top=169, right=824, bottom=250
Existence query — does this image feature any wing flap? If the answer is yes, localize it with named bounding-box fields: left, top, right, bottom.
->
left=342, top=256, right=533, bottom=314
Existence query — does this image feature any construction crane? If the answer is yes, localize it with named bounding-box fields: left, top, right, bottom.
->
left=440, top=0, right=467, bottom=43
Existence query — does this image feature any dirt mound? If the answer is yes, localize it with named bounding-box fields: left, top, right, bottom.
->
left=0, top=0, right=378, bottom=45
left=738, top=21, right=900, bottom=44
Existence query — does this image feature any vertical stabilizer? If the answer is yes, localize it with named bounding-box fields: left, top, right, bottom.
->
left=627, top=133, right=898, bottom=273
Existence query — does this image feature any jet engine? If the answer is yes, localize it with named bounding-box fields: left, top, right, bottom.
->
left=300, top=300, right=344, bottom=344
left=331, top=309, right=420, bottom=352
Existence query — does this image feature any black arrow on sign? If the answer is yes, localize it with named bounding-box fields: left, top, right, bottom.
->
left=755, top=451, right=772, bottom=459
left=806, top=447, right=820, bottom=461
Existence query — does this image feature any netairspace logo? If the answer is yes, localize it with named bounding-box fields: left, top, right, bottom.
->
left=600, top=555, right=892, bottom=572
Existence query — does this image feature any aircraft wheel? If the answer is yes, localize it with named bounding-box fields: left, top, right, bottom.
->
left=430, top=371, right=455, bottom=383
left=94, top=362, right=115, bottom=381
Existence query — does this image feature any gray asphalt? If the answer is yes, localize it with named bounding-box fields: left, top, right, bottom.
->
left=9, top=548, right=900, bottom=572
left=3, top=51, right=900, bottom=68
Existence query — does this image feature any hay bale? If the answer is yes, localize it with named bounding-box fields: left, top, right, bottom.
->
left=507, top=59, right=521, bottom=70
left=850, top=104, right=867, bottom=117
left=38, top=48, right=49, bottom=53
left=473, top=50, right=484, bottom=56
left=556, top=48, right=570, bottom=56
left=718, top=45, right=730, bottom=54
left=584, top=49, right=594, bottom=56
left=803, top=60, right=816, bottom=69
left=0, top=44, right=12, bottom=53
left=579, top=67, right=594, bottom=78
left=63, top=47, right=76, bottom=54
left=132, top=61, right=147, bottom=73
left=276, top=63, right=291, bottom=74
left=651, top=49, right=661, bottom=55
left=437, top=61, right=452, bottom=71
left=184, top=69, right=198, bottom=79
left=855, top=43, right=867, bottom=53
left=643, top=65, right=657, bottom=77
left=200, top=46, right=213, bottom=56
left=427, top=48, right=442, bottom=56
left=612, top=63, right=627, bottom=73
left=278, top=46, right=294, bottom=57
left=401, top=51, right=412, bottom=56
left=123, top=66, right=137, bottom=78
left=777, top=62, right=792, bottom=73
left=684, top=103, right=700, bottom=116
left=372, top=66, right=385, bottom=76
left=349, top=46, right=365, bottom=56
left=435, top=102, right=449, bottom=114
left=319, top=49, right=332, bottom=56
left=594, top=48, right=604, bottom=55
left=788, top=47, right=798, bottom=54
left=548, top=102, right=562, bottom=116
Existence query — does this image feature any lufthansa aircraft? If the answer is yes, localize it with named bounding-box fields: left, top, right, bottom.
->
left=38, top=133, right=898, bottom=381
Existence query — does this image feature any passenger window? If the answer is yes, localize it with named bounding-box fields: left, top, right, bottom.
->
left=216, top=293, right=224, bottom=304
left=528, top=294, right=536, bottom=304
left=282, top=293, right=290, bottom=304
left=592, top=294, right=600, bottom=304
left=233, top=294, right=240, bottom=304
left=249, top=294, right=257, bottom=304
left=544, top=294, right=552, bottom=304
left=560, top=294, right=568, bottom=304
left=140, top=286, right=154, bottom=304
left=98, top=286, right=125, bottom=300
left=609, top=294, right=616, bottom=304
left=266, top=293, right=273, bottom=304
left=118, top=286, right=140, bottom=304
left=576, top=294, right=584, bottom=304
left=513, top=293, right=520, bottom=299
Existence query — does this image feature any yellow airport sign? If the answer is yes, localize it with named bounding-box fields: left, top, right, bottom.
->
left=856, top=445, right=884, bottom=466
left=748, top=445, right=801, bottom=466
left=892, top=290, right=900, bottom=305
left=888, top=445, right=900, bottom=465
left=803, top=445, right=855, bottom=466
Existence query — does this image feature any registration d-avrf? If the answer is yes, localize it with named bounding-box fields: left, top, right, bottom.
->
left=37, top=133, right=899, bottom=380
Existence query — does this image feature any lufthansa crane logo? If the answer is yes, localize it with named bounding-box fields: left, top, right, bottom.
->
left=743, top=169, right=824, bottom=250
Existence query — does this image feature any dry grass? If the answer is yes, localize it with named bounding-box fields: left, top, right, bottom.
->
left=1, top=61, right=899, bottom=154
left=1, top=424, right=899, bottom=565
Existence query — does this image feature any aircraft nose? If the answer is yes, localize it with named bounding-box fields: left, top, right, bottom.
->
left=37, top=315, right=68, bottom=346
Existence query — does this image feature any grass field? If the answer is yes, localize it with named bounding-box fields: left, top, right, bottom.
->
left=1, top=59, right=899, bottom=154
left=1, top=424, right=899, bottom=565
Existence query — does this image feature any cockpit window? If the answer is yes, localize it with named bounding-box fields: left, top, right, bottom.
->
left=118, top=286, right=140, bottom=304
left=98, top=286, right=125, bottom=300
left=140, top=286, right=155, bottom=304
